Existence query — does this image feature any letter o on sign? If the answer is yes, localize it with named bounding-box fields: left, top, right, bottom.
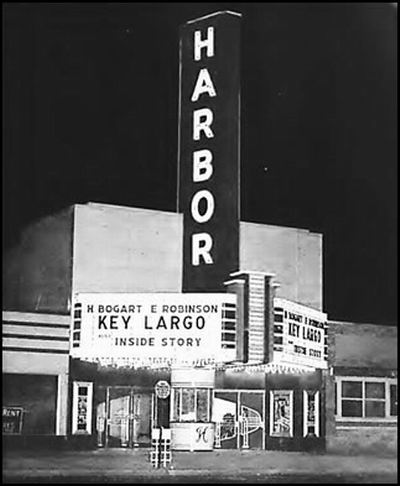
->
left=155, top=380, right=171, bottom=399
left=191, top=190, right=215, bottom=223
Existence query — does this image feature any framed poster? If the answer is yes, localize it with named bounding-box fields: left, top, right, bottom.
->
left=269, top=390, right=293, bottom=437
left=303, top=390, right=320, bottom=437
left=72, top=381, right=93, bottom=435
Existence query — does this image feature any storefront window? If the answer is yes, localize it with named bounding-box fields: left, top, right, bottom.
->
left=341, top=380, right=363, bottom=417
left=171, top=388, right=211, bottom=423
left=365, top=401, right=385, bottom=418
left=390, top=385, right=397, bottom=416
left=2, top=373, right=57, bottom=435
left=342, top=381, right=362, bottom=398
left=342, top=400, right=362, bottom=417
left=336, top=377, right=397, bottom=420
left=366, top=382, right=385, bottom=399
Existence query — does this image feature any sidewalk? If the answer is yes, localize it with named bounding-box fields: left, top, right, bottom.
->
left=3, top=448, right=398, bottom=482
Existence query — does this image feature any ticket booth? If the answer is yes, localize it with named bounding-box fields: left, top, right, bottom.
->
left=170, top=367, right=215, bottom=451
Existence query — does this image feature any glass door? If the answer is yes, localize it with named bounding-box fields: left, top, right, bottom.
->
left=108, top=387, right=131, bottom=447
left=131, top=393, right=151, bottom=447
left=239, top=391, right=265, bottom=449
left=212, top=391, right=239, bottom=449
left=95, top=387, right=152, bottom=448
left=213, top=390, right=265, bottom=449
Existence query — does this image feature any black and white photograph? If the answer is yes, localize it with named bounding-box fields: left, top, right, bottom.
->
left=2, top=2, right=397, bottom=483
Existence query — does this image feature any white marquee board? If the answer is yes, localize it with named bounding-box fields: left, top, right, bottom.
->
left=71, top=293, right=236, bottom=367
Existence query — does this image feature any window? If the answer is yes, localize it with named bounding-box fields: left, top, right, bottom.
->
left=2, top=374, right=57, bottom=435
left=334, top=382, right=337, bottom=415
left=73, top=303, right=82, bottom=336
left=336, top=377, right=397, bottom=420
left=221, top=303, right=236, bottom=350
left=171, top=388, right=211, bottom=423
left=390, top=385, right=397, bottom=416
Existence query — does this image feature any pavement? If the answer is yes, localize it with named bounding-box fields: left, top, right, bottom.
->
left=3, top=447, right=398, bottom=483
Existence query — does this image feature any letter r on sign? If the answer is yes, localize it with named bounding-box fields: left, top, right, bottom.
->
left=193, top=108, right=214, bottom=140
left=192, top=233, right=213, bottom=265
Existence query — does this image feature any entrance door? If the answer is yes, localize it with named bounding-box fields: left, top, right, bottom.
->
left=96, top=387, right=152, bottom=448
left=131, top=393, right=151, bottom=446
left=213, top=390, right=265, bottom=449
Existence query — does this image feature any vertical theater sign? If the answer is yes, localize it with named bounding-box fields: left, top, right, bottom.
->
left=178, top=11, right=241, bottom=292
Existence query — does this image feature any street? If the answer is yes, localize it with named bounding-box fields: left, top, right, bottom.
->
left=3, top=448, right=397, bottom=484
left=4, top=472, right=398, bottom=484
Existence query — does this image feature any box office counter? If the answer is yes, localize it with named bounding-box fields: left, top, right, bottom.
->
left=170, top=367, right=215, bottom=450
left=170, top=422, right=215, bottom=451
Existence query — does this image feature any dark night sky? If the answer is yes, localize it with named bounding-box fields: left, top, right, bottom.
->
left=3, top=3, right=397, bottom=325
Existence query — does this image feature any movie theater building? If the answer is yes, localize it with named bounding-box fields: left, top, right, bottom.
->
left=3, top=201, right=327, bottom=451
left=2, top=11, right=397, bottom=455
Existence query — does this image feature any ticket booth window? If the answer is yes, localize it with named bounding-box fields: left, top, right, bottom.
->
left=171, top=388, right=211, bottom=423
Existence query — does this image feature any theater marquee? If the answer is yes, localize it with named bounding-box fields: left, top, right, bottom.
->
left=273, top=298, right=328, bottom=369
left=71, top=293, right=237, bottom=367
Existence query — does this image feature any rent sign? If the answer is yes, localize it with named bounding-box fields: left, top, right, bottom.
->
left=71, top=293, right=236, bottom=367
left=178, top=11, right=241, bottom=292
left=2, top=407, right=24, bottom=434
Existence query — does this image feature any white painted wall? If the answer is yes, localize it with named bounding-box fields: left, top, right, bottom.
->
left=72, top=203, right=183, bottom=294
left=240, top=222, right=323, bottom=310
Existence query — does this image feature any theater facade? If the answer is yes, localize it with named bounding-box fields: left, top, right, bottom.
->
left=3, top=11, right=397, bottom=455
left=4, top=202, right=330, bottom=452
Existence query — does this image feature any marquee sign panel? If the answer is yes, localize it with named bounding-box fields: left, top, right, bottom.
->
left=273, top=298, right=328, bottom=369
left=71, top=293, right=237, bottom=367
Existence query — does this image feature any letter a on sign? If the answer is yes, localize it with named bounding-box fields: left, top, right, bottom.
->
left=178, top=11, right=241, bottom=292
left=191, top=68, right=217, bottom=102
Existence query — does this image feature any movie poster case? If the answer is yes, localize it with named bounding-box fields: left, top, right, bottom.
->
left=269, top=390, right=294, bottom=437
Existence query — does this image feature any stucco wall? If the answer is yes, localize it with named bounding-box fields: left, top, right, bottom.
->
left=240, top=222, right=322, bottom=310
left=332, top=321, right=397, bottom=369
left=72, top=203, right=183, bottom=294
left=2, top=207, right=73, bottom=314
left=327, top=426, right=397, bottom=457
